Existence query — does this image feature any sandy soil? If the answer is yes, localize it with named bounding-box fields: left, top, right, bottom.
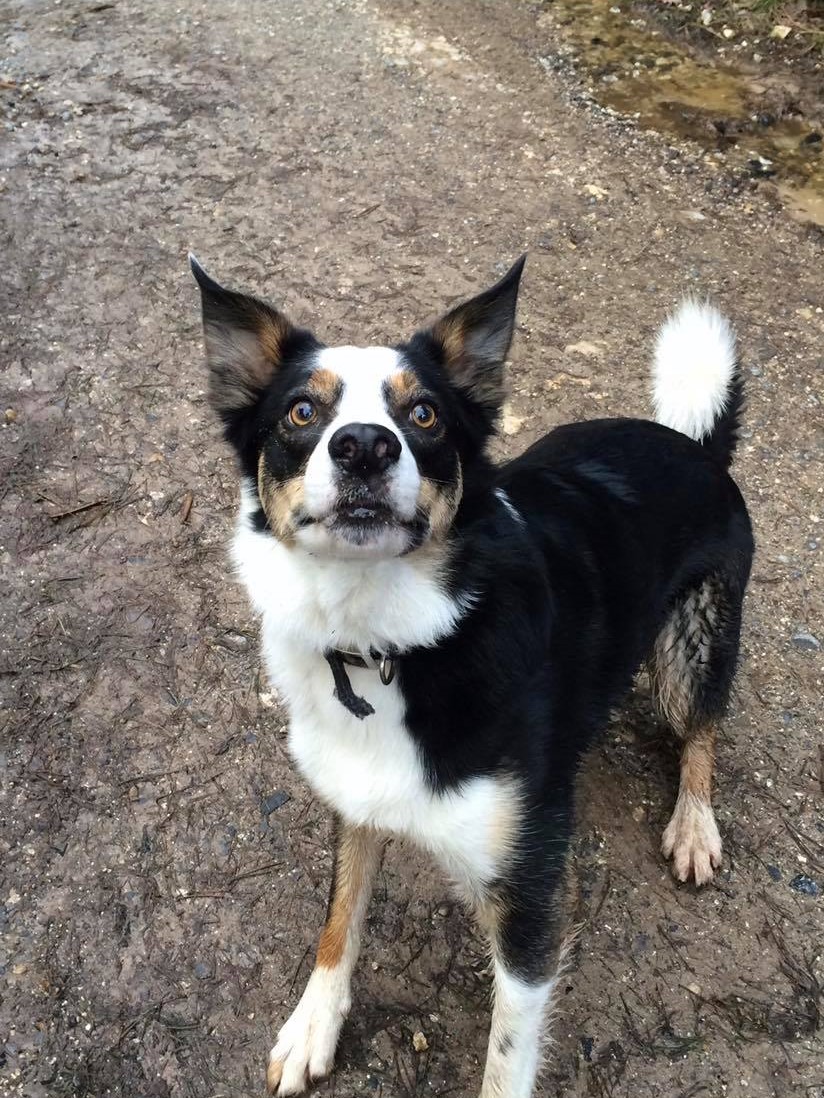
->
left=1, top=1, right=822, bottom=1096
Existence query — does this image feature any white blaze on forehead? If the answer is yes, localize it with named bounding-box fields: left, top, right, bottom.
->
left=319, top=345, right=404, bottom=425
left=302, top=345, right=421, bottom=520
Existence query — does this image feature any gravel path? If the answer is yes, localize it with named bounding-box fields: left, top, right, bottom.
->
left=1, top=1, right=822, bottom=1095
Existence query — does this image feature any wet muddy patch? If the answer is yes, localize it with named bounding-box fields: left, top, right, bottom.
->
left=540, top=0, right=824, bottom=224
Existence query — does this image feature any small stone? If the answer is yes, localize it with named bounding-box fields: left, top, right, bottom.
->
left=12, top=963, right=27, bottom=975
left=791, top=631, right=820, bottom=652
left=632, top=805, right=646, bottom=822
left=217, top=630, right=251, bottom=653
left=261, top=790, right=290, bottom=816
left=501, top=404, right=525, bottom=436
left=770, top=24, right=791, bottom=39
left=583, top=183, right=608, bottom=200
left=789, top=874, right=820, bottom=897
left=193, top=962, right=211, bottom=979
left=766, top=865, right=781, bottom=881
left=258, top=691, right=278, bottom=709
left=412, top=1031, right=428, bottom=1053
left=4, top=408, right=17, bottom=424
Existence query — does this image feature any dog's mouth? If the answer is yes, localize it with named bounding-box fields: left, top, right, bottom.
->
left=293, top=498, right=428, bottom=555
left=333, top=502, right=396, bottom=525
left=327, top=502, right=422, bottom=549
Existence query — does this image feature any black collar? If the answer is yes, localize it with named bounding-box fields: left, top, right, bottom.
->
left=324, top=646, right=397, bottom=719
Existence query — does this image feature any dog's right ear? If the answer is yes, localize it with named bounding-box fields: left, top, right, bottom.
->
left=190, top=255, right=295, bottom=416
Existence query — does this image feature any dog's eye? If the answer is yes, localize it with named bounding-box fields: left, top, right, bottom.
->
left=288, top=400, right=317, bottom=427
left=410, top=403, right=437, bottom=429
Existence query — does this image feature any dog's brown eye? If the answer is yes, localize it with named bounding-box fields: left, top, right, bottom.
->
left=411, top=403, right=437, bottom=429
left=289, top=400, right=317, bottom=427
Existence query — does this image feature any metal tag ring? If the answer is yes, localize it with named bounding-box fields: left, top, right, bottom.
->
left=379, top=655, right=395, bottom=686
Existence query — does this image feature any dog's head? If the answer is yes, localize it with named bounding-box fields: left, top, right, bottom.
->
left=192, top=256, right=524, bottom=559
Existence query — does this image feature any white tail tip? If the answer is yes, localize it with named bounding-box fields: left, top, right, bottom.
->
left=652, top=300, right=737, bottom=442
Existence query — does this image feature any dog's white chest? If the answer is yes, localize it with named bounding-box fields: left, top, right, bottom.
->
left=234, top=497, right=509, bottom=884
left=262, top=633, right=509, bottom=885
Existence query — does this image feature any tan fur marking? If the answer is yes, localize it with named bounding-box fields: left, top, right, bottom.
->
left=385, top=369, right=419, bottom=407
left=432, top=314, right=468, bottom=372
left=316, top=827, right=377, bottom=970
left=265, top=1057, right=283, bottom=1095
left=417, top=462, right=464, bottom=540
left=431, top=314, right=506, bottom=408
left=258, top=455, right=305, bottom=544
left=681, top=726, right=715, bottom=801
left=256, top=309, right=289, bottom=365
left=662, top=726, right=722, bottom=885
left=205, top=307, right=291, bottom=414
left=307, top=366, right=342, bottom=405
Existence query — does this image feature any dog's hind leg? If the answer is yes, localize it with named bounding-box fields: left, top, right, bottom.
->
left=649, top=574, right=744, bottom=886
left=267, top=821, right=382, bottom=1096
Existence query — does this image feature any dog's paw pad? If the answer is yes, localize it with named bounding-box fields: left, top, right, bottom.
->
left=662, top=793, right=722, bottom=886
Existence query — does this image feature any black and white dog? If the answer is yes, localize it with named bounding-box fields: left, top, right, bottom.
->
left=191, top=255, right=753, bottom=1098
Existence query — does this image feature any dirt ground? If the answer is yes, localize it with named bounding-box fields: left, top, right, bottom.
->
left=1, top=1, right=822, bottom=1096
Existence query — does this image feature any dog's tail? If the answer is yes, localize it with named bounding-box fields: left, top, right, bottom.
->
left=651, top=300, right=743, bottom=469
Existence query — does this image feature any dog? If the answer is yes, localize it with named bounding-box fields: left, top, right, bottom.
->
left=191, top=254, right=753, bottom=1098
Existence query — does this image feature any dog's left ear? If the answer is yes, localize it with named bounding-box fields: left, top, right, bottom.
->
left=189, top=254, right=295, bottom=417
left=428, top=255, right=526, bottom=414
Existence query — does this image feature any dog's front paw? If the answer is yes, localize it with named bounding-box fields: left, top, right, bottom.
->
left=266, top=969, right=349, bottom=1095
left=662, top=792, right=722, bottom=886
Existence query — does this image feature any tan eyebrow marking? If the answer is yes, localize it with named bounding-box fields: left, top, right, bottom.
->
left=306, top=367, right=343, bottom=404
left=384, top=369, right=420, bottom=409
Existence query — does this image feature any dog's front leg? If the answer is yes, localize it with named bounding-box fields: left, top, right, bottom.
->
left=477, top=841, right=568, bottom=1098
left=267, top=820, right=382, bottom=1096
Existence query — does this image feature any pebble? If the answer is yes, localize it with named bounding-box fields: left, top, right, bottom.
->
left=791, top=631, right=820, bottom=652
left=766, top=864, right=782, bottom=881
left=194, top=962, right=211, bottom=980
left=788, top=874, right=820, bottom=897
left=261, top=790, right=290, bottom=815
left=217, top=630, right=251, bottom=653
left=501, top=405, right=525, bottom=436
left=412, top=1031, right=429, bottom=1053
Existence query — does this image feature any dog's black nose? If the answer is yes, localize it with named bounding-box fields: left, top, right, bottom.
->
left=328, top=423, right=402, bottom=476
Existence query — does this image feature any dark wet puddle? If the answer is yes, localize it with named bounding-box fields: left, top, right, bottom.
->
left=544, top=0, right=824, bottom=224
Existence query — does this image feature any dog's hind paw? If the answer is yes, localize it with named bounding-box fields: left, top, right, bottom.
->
left=662, top=792, right=722, bottom=886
